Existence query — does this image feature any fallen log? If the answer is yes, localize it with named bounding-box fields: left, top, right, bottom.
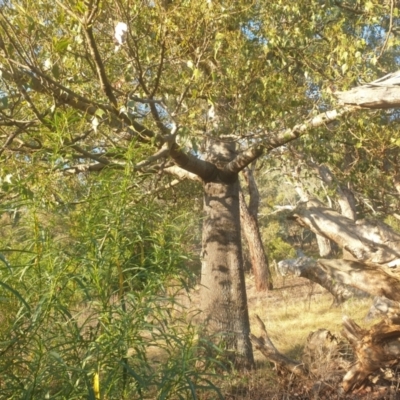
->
left=277, top=256, right=369, bottom=305
left=278, top=256, right=400, bottom=303
left=341, top=316, right=400, bottom=392
left=318, top=259, right=400, bottom=302
left=249, top=315, right=308, bottom=378
left=365, top=296, right=400, bottom=321
left=288, top=199, right=400, bottom=267
left=251, top=315, right=400, bottom=395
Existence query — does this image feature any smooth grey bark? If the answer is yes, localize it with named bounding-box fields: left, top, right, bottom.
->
left=317, top=259, right=400, bottom=302
left=290, top=165, right=334, bottom=258
left=316, top=235, right=333, bottom=257
left=315, top=164, right=356, bottom=257
left=278, top=256, right=400, bottom=304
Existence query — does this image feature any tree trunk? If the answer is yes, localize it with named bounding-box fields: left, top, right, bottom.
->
left=239, top=167, right=273, bottom=291
left=200, top=140, right=254, bottom=368
left=291, top=165, right=334, bottom=258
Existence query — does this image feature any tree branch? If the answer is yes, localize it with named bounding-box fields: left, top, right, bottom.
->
left=377, top=0, right=394, bottom=60
left=262, top=107, right=355, bottom=151
left=335, top=71, right=400, bottom=108
left=169, top=143, right=215, bottom=180
left=70, top=145, right=111, bottom=165
left=60, top=162, right=125, bottom=174
left=84, top=9, right=118, bottom=109
left=250, top=315, right=308, bottom=378
left=0, top=64, right=157, bottom=141
left=228, top=107, right=354, bottom=166
left=224, top=145, right=264, bottom=174
left=318, top=259, right=400, bottom=302
left=133, top=145, right=170, bottom=170
left=163, top=165, right=202, bottom=182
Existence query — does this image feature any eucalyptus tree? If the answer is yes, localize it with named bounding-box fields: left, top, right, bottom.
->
left=1, top=0, right=398, bottom=367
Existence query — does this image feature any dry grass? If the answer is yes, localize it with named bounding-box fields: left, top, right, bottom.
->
left=247, top=274, right=374, bottom=361
left=215, top=274, right=379, bottom=399
left=177, top=272, right=381, bottom=399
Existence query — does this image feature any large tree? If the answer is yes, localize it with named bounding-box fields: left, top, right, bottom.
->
left=1, top=0, right=399, bottom=366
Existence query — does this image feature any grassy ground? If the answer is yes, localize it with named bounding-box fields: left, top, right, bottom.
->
left=247, top=274, right=373, bottom=360
left=207, top=273, right=377, bottom=399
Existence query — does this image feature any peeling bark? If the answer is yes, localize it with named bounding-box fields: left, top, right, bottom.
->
left=335, top=70, right=400, bottom=109
left=278, top=255, right=400, bottom=306
left=317, top=259, right=400, bottom=302
left=277, top=256, right=368, bottom=304
left=365, top=296, right=400, bottom=321
left=288, top=199, right=400, bottom=267
left=316, top=235, right=332, bottom=258
left=342, top=316, right=400, bottom=392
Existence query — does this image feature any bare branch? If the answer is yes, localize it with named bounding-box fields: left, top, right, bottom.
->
left=262, top=107, right=355, bottom=151
left=163, top=165, right=202, bottom=182
left=83, top=22, right=118, bottom=108
left=60, top=162, right=125, bottom=174
left=335, top=71, right=400, bottom=108
left=0, top=122, right=37, bottom=156
left=169, top=143, right=215, bottom=180
left=134, top=145, right=170, bottom=170
left=224, top=145, right=264, bottom=174
left=70, top=145, right=111, bottom=165
left=250, top=315, right=308, bottom=378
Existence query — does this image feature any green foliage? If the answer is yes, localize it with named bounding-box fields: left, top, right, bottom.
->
left=0, top=171, right=222, bottom=399
left=384, top=215, right=400, bottom=233
left=263, top=220, right=296, bottom=262
left=2, top=0, right=400, bottom=393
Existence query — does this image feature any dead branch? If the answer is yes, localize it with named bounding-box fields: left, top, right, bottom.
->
left=250, top=315, right=308, bottom=378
